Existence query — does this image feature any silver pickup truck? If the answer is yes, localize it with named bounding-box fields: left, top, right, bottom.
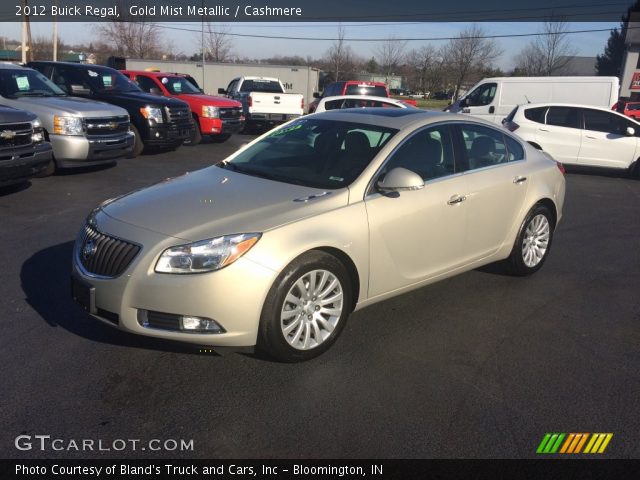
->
left=0, top=64, right=134, bottom=175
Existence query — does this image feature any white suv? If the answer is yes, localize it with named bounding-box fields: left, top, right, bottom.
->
left=502, top=103, right=640, bottom=177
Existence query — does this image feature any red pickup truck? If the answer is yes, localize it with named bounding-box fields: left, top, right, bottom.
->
left=308, top=80, right=417, bottom=113
left=121, top=70, right=244, bottom=144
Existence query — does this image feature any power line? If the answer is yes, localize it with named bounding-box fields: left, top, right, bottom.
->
left=150, top=22, right=631, bottom=42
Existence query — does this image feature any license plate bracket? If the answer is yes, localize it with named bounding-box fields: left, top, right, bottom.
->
left=71, top=276, right=96, bottom=314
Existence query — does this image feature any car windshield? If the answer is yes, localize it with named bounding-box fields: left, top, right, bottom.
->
left=0, top=69, right=66, bottom=98
left=160, top=76, right=201, bottom=94
left=344, top=85, right=387, bottom=97
left=81, top=67, right=141, bottom=93
left=219, top=118, right=398, bottom=189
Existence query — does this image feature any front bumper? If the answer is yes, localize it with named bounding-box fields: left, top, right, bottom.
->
left=50, top=132, right=134, bottom=167
left=71, top=214, right=277, bottom=347
left=144, top=122, right=195, bottom=147
left=0, top=142, right=53, bottom=186
left=199, top=117, right=244, bottom=136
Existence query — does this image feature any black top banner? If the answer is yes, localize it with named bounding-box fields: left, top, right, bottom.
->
left=3, top=0, right=635, bottom=22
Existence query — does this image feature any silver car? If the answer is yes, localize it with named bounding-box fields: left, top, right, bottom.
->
left=72, top=109, right=565, bottom=362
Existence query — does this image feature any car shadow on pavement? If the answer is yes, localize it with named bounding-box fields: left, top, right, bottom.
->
left=20, top=241, right=211, bottom=356
left=54, top=161, right=117, bottom=176
left=0, top=181, right=31, bottom=196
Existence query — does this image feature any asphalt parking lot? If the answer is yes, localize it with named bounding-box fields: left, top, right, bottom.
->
left=1, top=134, right=639, bottom=459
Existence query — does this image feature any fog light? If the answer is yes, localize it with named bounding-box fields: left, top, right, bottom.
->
left=181, top=315, right=223, bottom=333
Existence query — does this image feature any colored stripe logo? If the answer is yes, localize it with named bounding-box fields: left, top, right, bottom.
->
left=536, top=433, right=613, bottom=454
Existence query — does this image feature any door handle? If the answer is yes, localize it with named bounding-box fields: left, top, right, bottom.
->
left=489, top=106, right=495, bottom=114
left=585, top=135, right=597, bottom=139
left=513, top=176, right=528, bottom=184
left=447, top=195, right=467, bottom=205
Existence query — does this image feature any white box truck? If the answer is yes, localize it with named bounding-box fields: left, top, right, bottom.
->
left=446, top=76, right=620, bottom=124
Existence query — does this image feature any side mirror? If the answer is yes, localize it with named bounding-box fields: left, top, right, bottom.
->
left=149, top=87, right=162, bottom=96
left=199, top=88, right=204, bottom=93
left=313, top=92, right=320, bottom=99
left=460, top=98, right=469, bottom=108
left=70, top=84, right=91, bottom=96
left=377, top=167, right=424, bottom=192
left=218, top=88, right=227, bottom=94
left=626, top=126, right=635, bottom=136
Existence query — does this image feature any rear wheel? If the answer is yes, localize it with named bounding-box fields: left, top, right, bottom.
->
left=257, top=251, right=352, bottom=362
left=507, top=204, right=554, bottom=276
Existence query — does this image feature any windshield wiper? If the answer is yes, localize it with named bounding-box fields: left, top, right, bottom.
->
left=16, top=92, right=47, bottom=97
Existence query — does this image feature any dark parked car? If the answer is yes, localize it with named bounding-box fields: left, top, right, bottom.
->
left=28, top=62, right=195, bottom=156
left=0, top=105, right=53, bottom=187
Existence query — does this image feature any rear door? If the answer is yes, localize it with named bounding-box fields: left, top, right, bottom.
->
left=578, top=108, right=639, bottom=169
left=456, top=122, right=530, bottom=261
left=535, top=106, right=582, bottom=164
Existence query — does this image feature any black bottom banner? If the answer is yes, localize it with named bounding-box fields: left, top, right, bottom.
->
left=1, top=459, right=639, bottom=480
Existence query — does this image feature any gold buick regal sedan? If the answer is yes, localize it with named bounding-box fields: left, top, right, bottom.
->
left=72, top=109, right=565, bottom=362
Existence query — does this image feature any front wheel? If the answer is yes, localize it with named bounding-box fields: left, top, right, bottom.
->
left=128, top=125, right=144, bottom=158
left=506, top=204, right=554, bottom=276
left=184, top=117, right=202, bottom=146
left=257, top=251, right=353, bottom=362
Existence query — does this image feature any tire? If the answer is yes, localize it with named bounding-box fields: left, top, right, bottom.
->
left=257, top=251, right=353, bottom=362
left=128, top=125, right=144, bottom=158
left=211, top=133, right=231, bottom=143
left=506, top=204, right=554, bottom=276
left=34, top=157, right=55, bottom=178
left=184, top=117, right=202, bottom=146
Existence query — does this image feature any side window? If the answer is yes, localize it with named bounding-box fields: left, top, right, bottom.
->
left=135, top=75, right=159, bottom=93
left=467, top=83, right=497, bottom=106
left=504, top=135, right=525, bottom=162
left=53, top=66, right=90, bottom=95
left=545, top=107, right=580, bottom=129
left=460, top=123, right=510, bottom=170
left=524, top=107, right=547, bottom=124
left=226, top=80, right=237, bottom=93
left=381, top=125, right=455, bottom=181
left=583, top=109, right=626, bottom=134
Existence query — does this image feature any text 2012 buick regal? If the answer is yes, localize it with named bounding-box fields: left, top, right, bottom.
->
left=72, top=109, right=565, bottom=362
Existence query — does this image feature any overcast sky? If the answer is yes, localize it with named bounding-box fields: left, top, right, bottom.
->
left=0, top=21, right=620, bottom=70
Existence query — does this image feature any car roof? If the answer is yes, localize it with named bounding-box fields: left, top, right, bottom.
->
left=519, top=103, right=616, bottom=113
left=312, top=108, right=474, bottom=129
left=0, top=62, right=26, bottom=69
left=29, top=61, right=115, bottom=71
left=122, top=70, right=181, bottom=77
left=318, top=95, right=409, bottom=106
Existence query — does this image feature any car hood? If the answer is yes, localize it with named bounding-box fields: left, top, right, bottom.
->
left=176, top=94, right=241, bottom=107
left=100, top=166, right=348, bottom=241
left=11, top=96, right=128, bottom=116
left=104, top=91, right=186, bottom=107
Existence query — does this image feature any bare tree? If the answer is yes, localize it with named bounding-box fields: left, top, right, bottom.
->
left=325, top=25, right=353, bottom=81
left=98, top=12, right=161, bottom=59
left=30, top=34, right=63, bottom=61
left=376, top=36, right=408, bottom=82
left=203, top=23, right=234, bottom=62
left=406, top=45, right=440, bottom=94
left=514, top=20, right=577, bottom=75
left=442, top=24, right=501, bottom=100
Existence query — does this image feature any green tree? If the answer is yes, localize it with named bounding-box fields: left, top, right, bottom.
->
left=596, top=23, right=626, bottom=76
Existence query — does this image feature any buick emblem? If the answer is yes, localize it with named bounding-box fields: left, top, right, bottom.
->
left=0, top=130, right=16, bottom=139
left=82, top=240, right=97, bottom=261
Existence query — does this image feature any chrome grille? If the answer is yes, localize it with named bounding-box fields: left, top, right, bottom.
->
left=84, top=115, right=129, bottom=136
left=220, top=107, right=242, bottom=119
left=0, top=122, right=33, bottom=148
left=165, top=105, right=192, bottom=126
left=76, top=224, right=141, bottom=277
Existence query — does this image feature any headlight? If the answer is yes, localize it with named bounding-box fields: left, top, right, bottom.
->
left=201, top=106, right=219, bottom=118
left=140, top=106, right=164, bottom=124
left=53, top=115, right=83, bottom=135
left=155, top=233, right=261, bottom=274
left=31, top=118, right=44, bottom=143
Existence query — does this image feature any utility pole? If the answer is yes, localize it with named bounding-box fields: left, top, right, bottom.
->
left=25, top=0, right=33, bottom=61
left=21, top=0, right=27, bottom=63
left=52, top=0, right=58, bottom=61
left=201, top=0, right=206, bottom=90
